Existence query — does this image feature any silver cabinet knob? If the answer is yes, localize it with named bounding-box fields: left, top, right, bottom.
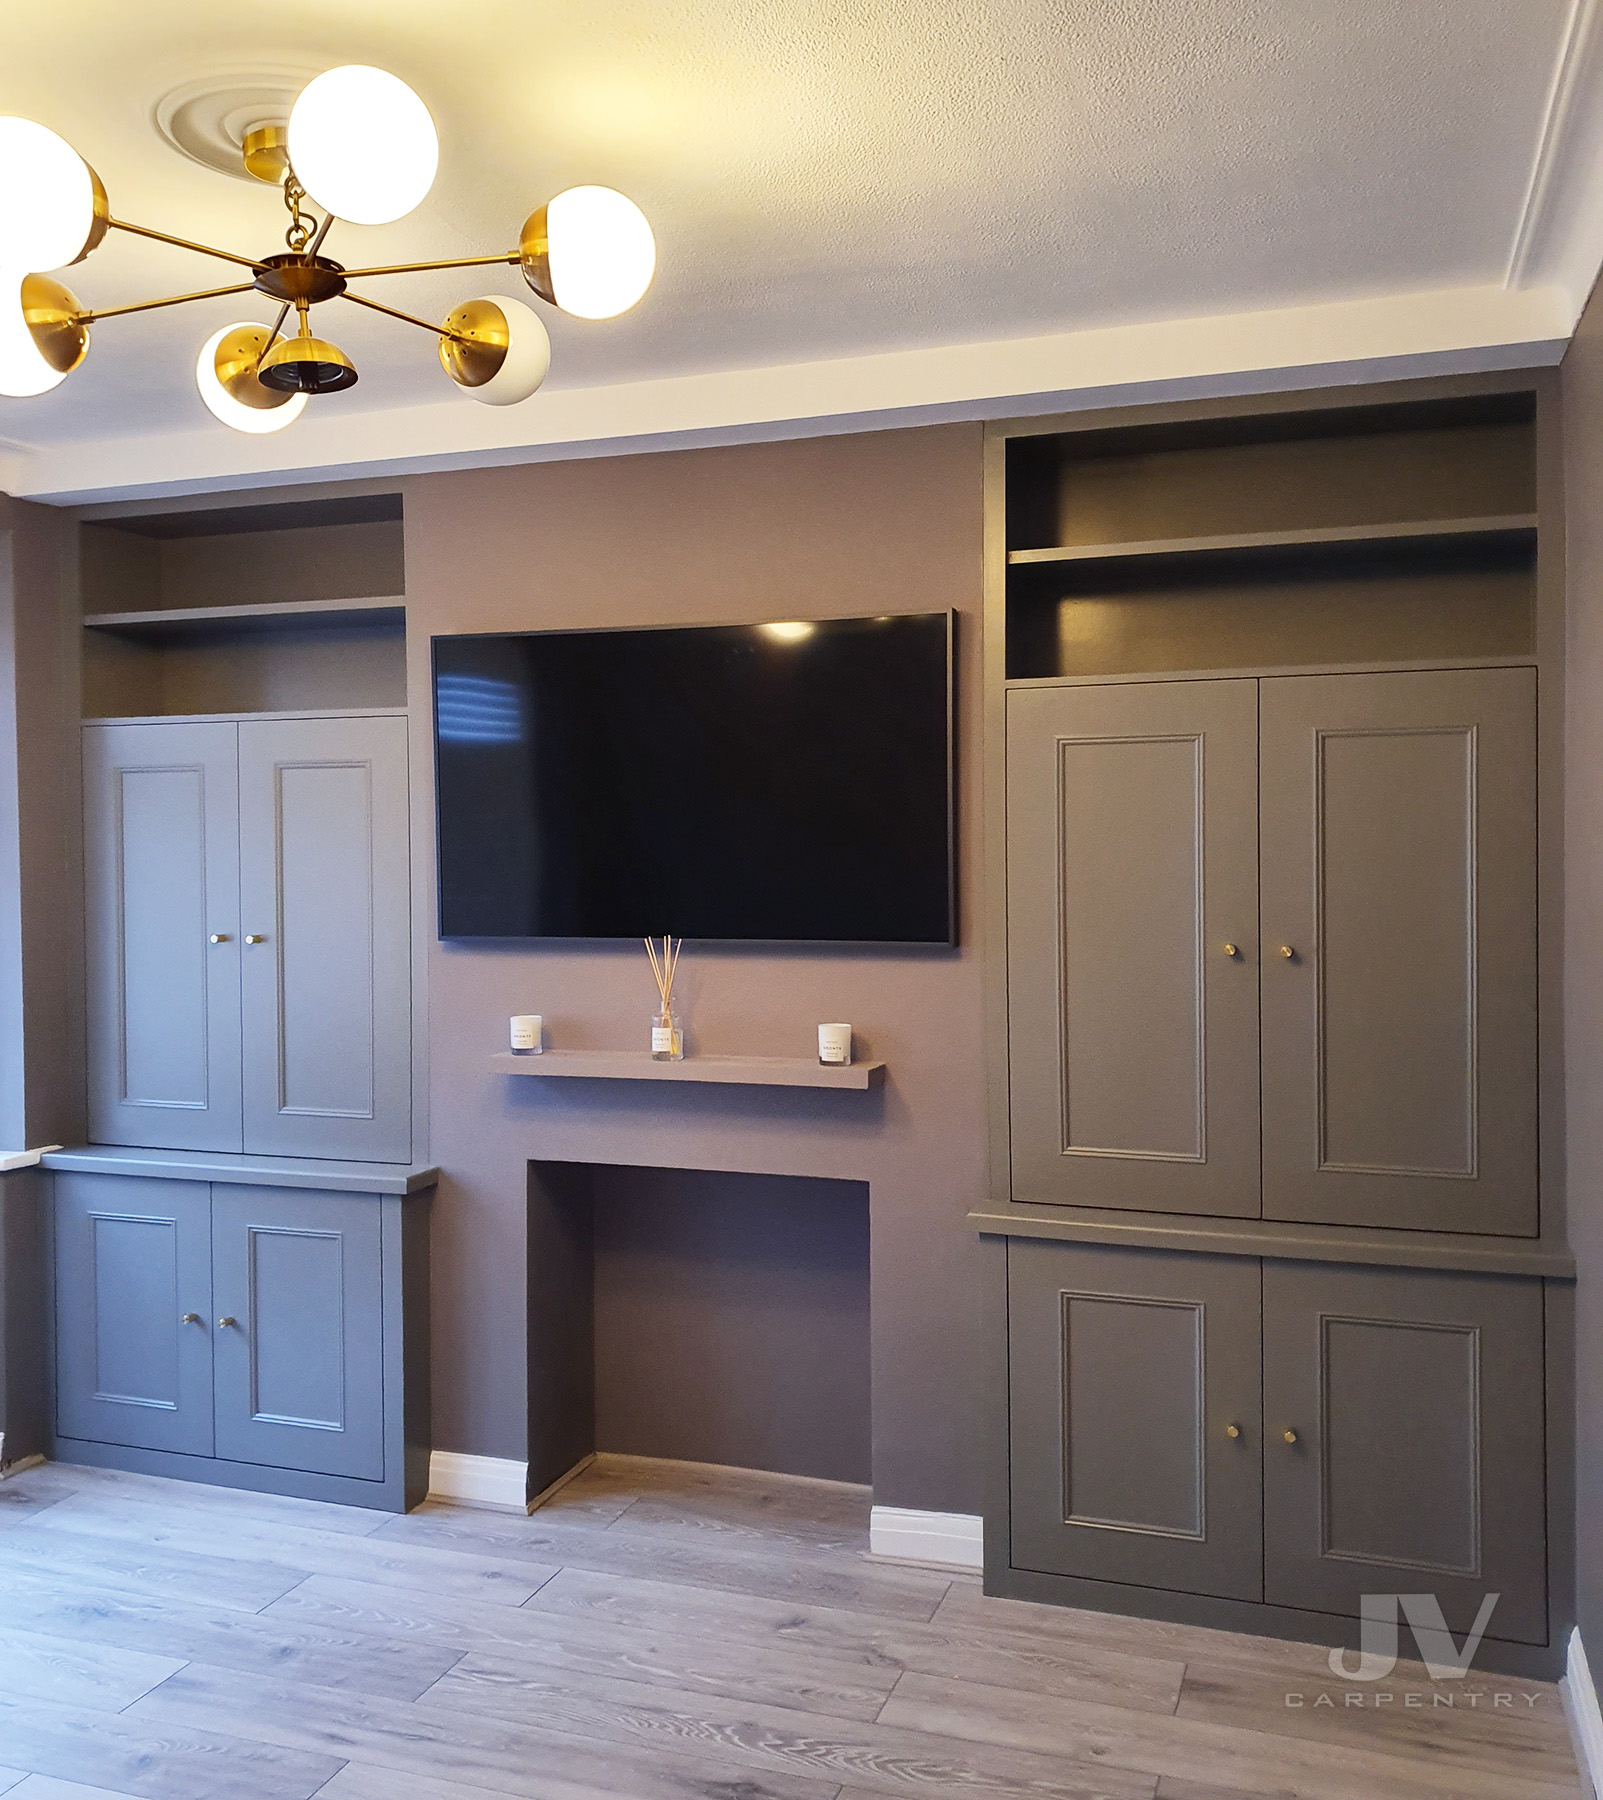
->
left=208, top=933, right=230, bottom=944
left=243, top=934, right=267, bottom=945
left=217, top=1316, right=238, bottom=1329
left=180, top=1312, right=201, bottom=1325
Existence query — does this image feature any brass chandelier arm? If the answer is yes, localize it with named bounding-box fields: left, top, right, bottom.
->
left=75, top=280, right=262, bottom=325
left=340, top=288, right=474, bottom=344
left=261, top=302, right=293, bottom=359
left=336, top=252, right=519, bottom=280
left=108, top=218, right=267, bottom=271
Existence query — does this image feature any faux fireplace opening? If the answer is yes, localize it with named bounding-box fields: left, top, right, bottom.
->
left=528, top=1162, right=871, bottom=1497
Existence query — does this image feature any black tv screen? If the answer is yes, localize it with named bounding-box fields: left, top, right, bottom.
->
left=432, top=612, right=954, bottom=942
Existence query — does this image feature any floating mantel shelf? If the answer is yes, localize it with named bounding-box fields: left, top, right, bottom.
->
left=488, top=1050, right=885, bottom=1090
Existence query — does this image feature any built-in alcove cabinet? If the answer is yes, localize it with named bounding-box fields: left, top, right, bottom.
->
left=980, top=378, right=1571, bottom=1675
left=55, top=491, right=427, bottom=1509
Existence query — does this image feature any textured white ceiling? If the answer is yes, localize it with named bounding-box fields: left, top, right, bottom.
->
left=0, top=0, right=1578, bottom=451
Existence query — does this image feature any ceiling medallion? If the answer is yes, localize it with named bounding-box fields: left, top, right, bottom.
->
left=0, top=66, right=657, bottom=432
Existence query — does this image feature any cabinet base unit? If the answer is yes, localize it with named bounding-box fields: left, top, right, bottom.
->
left=987, top=1232, right=1569, bottom=1679
left=46, top=1151, right=434, bottom=1513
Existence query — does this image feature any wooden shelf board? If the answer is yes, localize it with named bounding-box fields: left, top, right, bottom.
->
left=82, top=706, right=409, bottom=727
left=83, top=596, right=406, bottom=637
left=1006, top=514, right=1538, bottom=569
left=489, top=1049, right=884, bottom=1090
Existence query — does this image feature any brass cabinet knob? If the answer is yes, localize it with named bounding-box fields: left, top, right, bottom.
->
left=208, top=933, right=230, bottom=944
left=180, top=1312, right=201, bottom=1325
left=243, top=934, right=267, bottom=945
left=1225, top=1423, right=1241, bottom=1439
left=1223, top=943, right=1240, bottom=959
left=218, top=1316, right=237, bottom=1329
left=1279, top=945, right=1296, bottom=959
left=1283, top=1428, right=1299, bottom=1445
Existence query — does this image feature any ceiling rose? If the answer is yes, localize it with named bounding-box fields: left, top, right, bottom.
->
left=0, top=66, right=657, bottom=431
left=154, top=69, right=322, bottom=183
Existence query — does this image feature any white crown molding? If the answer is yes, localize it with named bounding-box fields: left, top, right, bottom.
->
left=1564, top=1627, right=1603, bottom=1798
left=870, top=1505, right=983, bottom=1570
left=3, top=280, right=1569, bottom=507
left=1506, top=0, right=1603, bottom=322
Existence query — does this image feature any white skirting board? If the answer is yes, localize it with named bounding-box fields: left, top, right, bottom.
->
left=869, top=1505, right=984, bottom=1571
left=1565, top=1627, right=1603, bottom=1799
left=426, top=1450, right=529, bottom=1513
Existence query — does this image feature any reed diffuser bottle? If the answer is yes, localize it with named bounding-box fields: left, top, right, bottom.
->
left=646, top=935, right=684, bottom=1061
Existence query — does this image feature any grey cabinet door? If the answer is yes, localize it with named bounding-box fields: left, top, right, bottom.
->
left=1262, top=1261, right=1547, bottom=1645
left=1008, top=1238, right=1263, bottom=1601
left=238, top=717, right=411, bottom=1162
left=211, top=1184, right=385, bottom=1479
left=1006, top=681, right=1261, bottom=1215
left=54, top=1173, right=214, bottom=1453
left=1259, top=669, right=1537, bottom=1234
left=83, top=723, right=242, bottom=1151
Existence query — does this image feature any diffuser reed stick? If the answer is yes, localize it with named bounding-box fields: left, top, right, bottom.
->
left=646, top=935, right=684, bottom=1060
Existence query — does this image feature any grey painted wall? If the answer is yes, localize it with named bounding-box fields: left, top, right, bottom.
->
left=1564, top=290, right=1603, bottom=1648
left=592, top=1167, right=871, bottom=1484
left=403, top=424, right=986, bottom=1511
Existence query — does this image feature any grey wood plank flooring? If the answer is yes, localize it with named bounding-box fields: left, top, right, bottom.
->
left=879, top=1669, right=1583, bottom=1800
left=26, top=1492, right=556, bottom=1604
left=12, top=1780, right=160, bottom=1800
left=369, top=1501, right=953, bottom=1619
left=0, top=1563, right=466, bottom=1701
left=0, top=1455, right=1582, bottom=1800
left=262, top=1574, right=903, bottom=1719
left=519, top=1563, right=1191, bottom=1711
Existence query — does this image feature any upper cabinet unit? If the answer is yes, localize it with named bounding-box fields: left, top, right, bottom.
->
left=1005, top=667, right=1537, bottom=1234
left=993, top=386, right=1547, bottom=1242
left=85, top=712, right=412, bottom=1163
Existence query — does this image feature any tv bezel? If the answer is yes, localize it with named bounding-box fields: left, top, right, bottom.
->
left=430, top=608, right=958, bottom=948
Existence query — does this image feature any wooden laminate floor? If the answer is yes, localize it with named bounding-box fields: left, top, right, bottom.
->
left=0, top=1455, right=1583, bottom=1800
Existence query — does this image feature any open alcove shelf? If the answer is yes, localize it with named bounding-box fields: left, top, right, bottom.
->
left=489, top=1050, right=885, bottom=1089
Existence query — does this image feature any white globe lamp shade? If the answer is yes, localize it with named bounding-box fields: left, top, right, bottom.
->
left=0, top=271, right=80, bottom=397
left=196, top=324, right=308, bottom=433
left=288, top=66, right=438, bottom=225
left=541, top=186, right=656, bottom=320
left=439, top=296, right=550, bottom=405
left=0, top=118, right=101, bottom=271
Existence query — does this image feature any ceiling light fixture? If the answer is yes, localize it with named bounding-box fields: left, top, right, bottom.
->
left=0, top=66, right=656, bottom=428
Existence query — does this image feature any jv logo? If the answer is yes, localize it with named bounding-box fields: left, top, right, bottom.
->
left=1328, top=1592, right=1501, bottom=1681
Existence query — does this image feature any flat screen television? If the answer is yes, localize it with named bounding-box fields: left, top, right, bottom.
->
left=432, top=611, right=954, bottom=943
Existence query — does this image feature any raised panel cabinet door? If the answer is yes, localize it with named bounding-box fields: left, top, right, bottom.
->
left=1008, top=1238, right=1263, bottom=1601
left=1259, top=669, right=1537, bottom=1234
left=238, top=716, right=411, bottom=1162
left=1262, top=1261, right=1546, bottom=1645
left=211, top=1184, right=384, bottom=1478
left=83, top=722, right=242, bottom=1151
left=1006, top=680, right=1261, bottom=1215
left=54, top=1173, right=214, bottom=1453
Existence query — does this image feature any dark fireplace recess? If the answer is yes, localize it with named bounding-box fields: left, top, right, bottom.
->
left=528, top=1162, right=871, bottom=1500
